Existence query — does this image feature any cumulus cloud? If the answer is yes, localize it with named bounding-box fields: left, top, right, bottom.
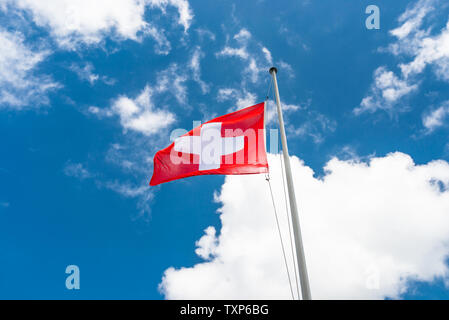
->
left=355, top=67, right=418, bottom=115
left=0, top=29, right=59, bottom=109
left=194, top=226, right=218, bottom=260
left=3, top=0, right=192, bottom=51
left=109, top=85, right=176, bottom=136
left=92, top=63, right=191, bottom=135
left=357, top=0, right=449, bottom=115
left=160, top=152, right=449, bottom=299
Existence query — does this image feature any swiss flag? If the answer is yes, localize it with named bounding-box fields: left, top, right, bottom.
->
left=150, top=102, right=269, bottom=186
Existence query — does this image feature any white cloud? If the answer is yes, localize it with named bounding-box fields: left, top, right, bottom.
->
left=195, top=226, right=218, bottom=260
left=160, top=152, right=449, bottom=299
left=216, top=88, right=238, bottom=101
left=153, top=64, right=188, bottom=104
left=265, top=99, right=301, bottom=125
left=422, top=101, right=449, bottom=133
left=196, top=28, right=216, bottom=42
left=262, top=47, right=273, bottom=65
left=390, top=0, right=434, bottom=40
left=278, top=25, right=309, bottom=50
left=277, top=61, right=295, bottom=78
left=89, top=63, right=189, bottom=217
left=69, top=62, right=116, bottom=86
left=217, top=88, right=257, bottom=111
left=265, top=99, right=334, bottom=144
left=234, top=91, right=257, bottom=110
left=217, top=88, right=302, bottom=131
left=357, top=0, right=449, bottom=115
left=148, top=0, right=193, bottom=32
left=105, top=180, right=148, bottom=198
left=216, top=28, right=272, bottom=84
left=69, top=62, right=99, bottom=85
left=217, top=46, right=249, bottom=60
left=189, top=47, right=209, bottom=94
left=245, top=58, right=264, bottom=83
left=97, top=63, right=190, bottom=135
left=0, top=29, right=59, bottom=109
left=87, top=106, right=111, bottom=118
left=233, top=28, right=251, bottom=42
left=110, top=85, right=176, bottom=136
left=63, top=161, right=92, bottom=180
left=399, top=21, right=449, bottom=80
left=4, top=0, right=192, bottom=50
left=216, top=27, right=293, bottom=98
left=290, top=112, right=337, bottom=144
left=103, top=179, right=153, bottom=217
left=355, top=67, right=418, bottom=115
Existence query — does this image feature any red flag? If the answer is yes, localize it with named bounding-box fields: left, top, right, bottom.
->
left=150, top=102, right=269, bottom=186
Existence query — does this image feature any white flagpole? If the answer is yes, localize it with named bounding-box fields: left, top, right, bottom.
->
left=269, top=67, right=312, bottom=300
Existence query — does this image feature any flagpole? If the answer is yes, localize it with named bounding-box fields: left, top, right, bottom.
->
left=269, top=67, right=312, bottom=300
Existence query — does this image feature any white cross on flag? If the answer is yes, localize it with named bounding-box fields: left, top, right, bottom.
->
left=150, top=102, right=269, bottom=186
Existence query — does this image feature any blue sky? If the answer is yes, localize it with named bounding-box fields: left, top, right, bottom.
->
left=1, top=0, right=449, bottom=299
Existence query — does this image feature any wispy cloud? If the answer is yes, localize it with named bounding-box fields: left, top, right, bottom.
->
left=63, top=161, right=93, bottom=180
left=0, top=29, right=59, bottom=109
left=189, top=47, right=210, bottom=94
left=357, top=0, right=449, bottom=116
left=0, top=201, right=10, bottom=208
left=102, top=180, right=153, bottom=218
left=148, top=0, right=194, bottom=32
left=289, top=111, right=337, bottom=144
left=195, top=28, right=216, bottom=42
left=217, top=87, right=257, bottom=112
left=216, top=28, right=275, bottom=84
left=422, top=100, right=449, bottom=133
left=69, top=62, right=115, bottom=86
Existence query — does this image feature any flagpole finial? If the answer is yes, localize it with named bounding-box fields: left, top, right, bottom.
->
left=269, top=67, right=278, bottom=75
